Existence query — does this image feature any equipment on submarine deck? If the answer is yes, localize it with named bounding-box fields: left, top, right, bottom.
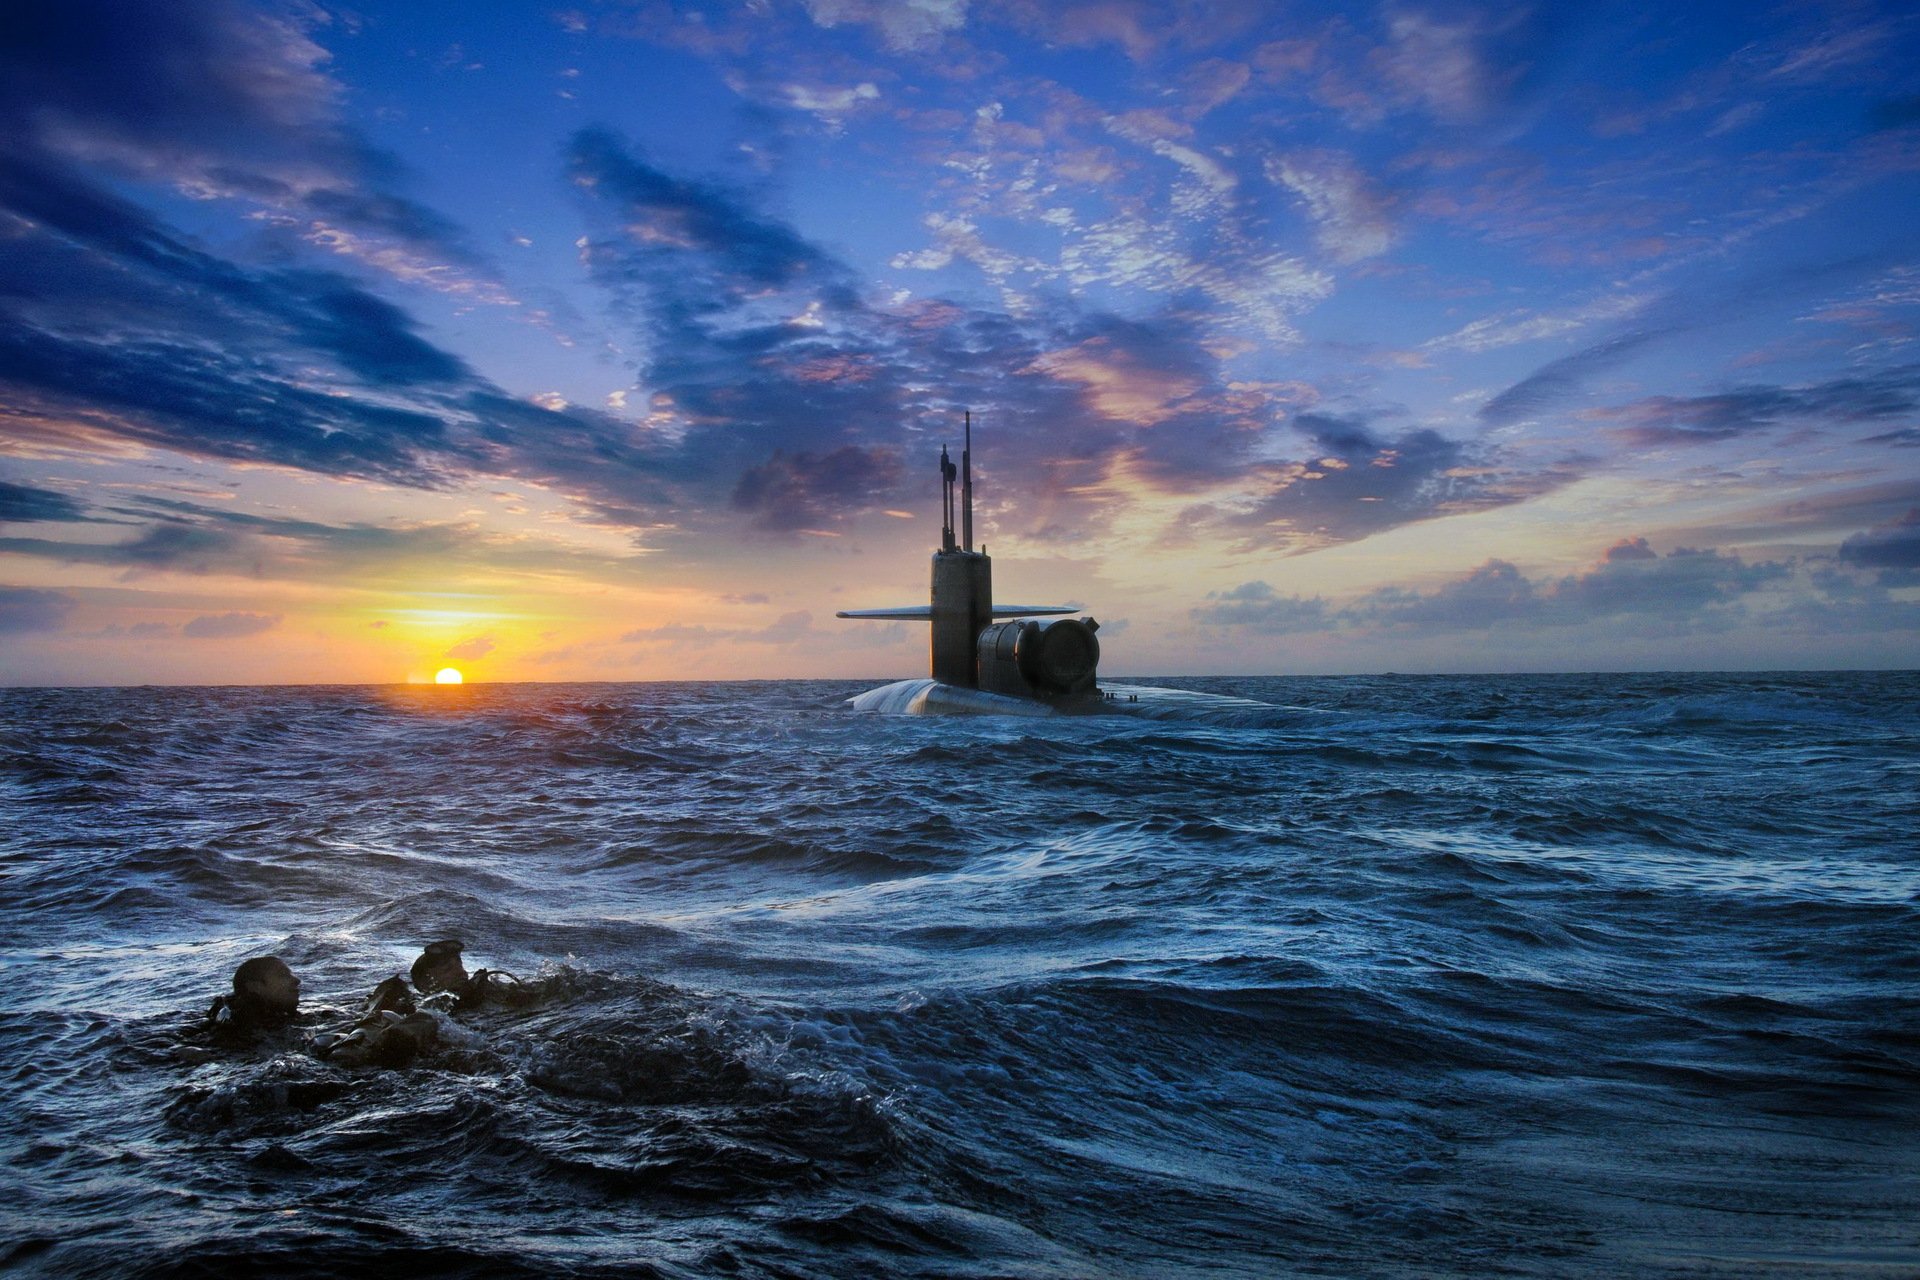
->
left=836, top=414, right=1103, bottom=703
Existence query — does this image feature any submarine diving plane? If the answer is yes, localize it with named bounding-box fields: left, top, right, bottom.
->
left=837, top=416, right=1117, bottom=716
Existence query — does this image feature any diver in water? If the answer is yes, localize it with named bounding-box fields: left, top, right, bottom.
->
left=315, top=940, right=530, bottom=1067
left=410, top=939, right=469, bottom=994
left=196, top=942, right=532, bottom=1071
left=205, top=956, right=300, bottom=1033
left=409, top=938, right=527, bottom=1009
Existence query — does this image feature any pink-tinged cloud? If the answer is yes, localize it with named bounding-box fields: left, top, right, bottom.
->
left=446, top=634, right=496, bottom=661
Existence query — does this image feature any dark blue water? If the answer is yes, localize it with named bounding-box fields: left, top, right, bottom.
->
left=2, top=673, right=1917, bottom=1278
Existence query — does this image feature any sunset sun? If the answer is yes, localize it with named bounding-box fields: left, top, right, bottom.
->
left=435, top=668, right=463, bottom=685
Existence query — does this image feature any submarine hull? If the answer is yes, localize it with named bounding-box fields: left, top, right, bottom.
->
left=847, top=678, right=1286, bottom=719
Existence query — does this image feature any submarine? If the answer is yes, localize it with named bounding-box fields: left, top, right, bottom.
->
left=837, top=415, right=1121, bottom=716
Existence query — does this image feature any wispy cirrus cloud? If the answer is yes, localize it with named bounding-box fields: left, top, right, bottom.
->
left=1424, top=293, right=1652, bottom=354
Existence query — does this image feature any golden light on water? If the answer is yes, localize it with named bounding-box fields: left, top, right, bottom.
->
left=435, top=668, right=464, bottom=685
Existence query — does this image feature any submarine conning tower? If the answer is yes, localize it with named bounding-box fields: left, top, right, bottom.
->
left=836, top=412, right=1098, bottom=699
left=930, top=419, right=993, bottom=686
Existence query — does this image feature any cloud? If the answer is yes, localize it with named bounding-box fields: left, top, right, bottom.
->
left=1032, top=316, right=1208, bottom=426
left=778, top=80, right=881, bottom=129
left=0, top=520, right=256, bottom=577
left=569, top=127, right=853, bottom=300
left=1479, top=330, right=1668, bottom=426
left=1423, top=294, right=1652, bottom=355
left=995, top=0, right=1265, bottom=63
left=0, top=586, right=76, bottom=634
left=1838, top=508, right=1920, bottom=582
left=181, top=611, right=280, bottom=639
left=564, top=129, right=1172, bottom=537
left=1766, top=18, right=1891, bottom=83
left=1599, top=535, right=1656, bottom=562
left=0, top=148, right=715, bottom=538
left=621, top=609, right=816, bottom=648
left=799, top=0, right=969, bottom=51
left=0, top=152, right=477, bottom=484
left=1350, top=558, right=1540, bottom=627
left=0, top=0, right=499, bottom=296
left=446, top=634, right=496, bottom=661
left=1227, top=411, right=1579, bottom=549
left=1590, top=366, right=1920, bottom=446
left=112, top=522, right=252, bottom=573
left=1378, top=11, right=1494, bottom=123
left=285, top=282, right=472, bottom=386
left=1350, top=541, right=1790, bottom=630
left=1058, top=212, right=1331, bottom=346
left=1265, top=150, right=1396, bottom=263
left=731, top=447, right=903, bottom=531
left=1552, top=544, right=1787, bottom=618
left=1177, top=58, right=1252, bottom=118
left=0, top=494, right=667, bottom=589
left=0, top=0, right=338, bottom=169
left=88, top=620, right=176, bottom=640
left=1190, top=582, right=1332, bottom=632
left=3, top=127, right=996, bottom=546
left=0, top=109, right=1572, bottom=570
left=1192, top=539, right=1796, bottom=639
left=0, top=481, right=88, bottom=523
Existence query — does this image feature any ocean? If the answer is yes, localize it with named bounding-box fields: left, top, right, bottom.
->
left=2, top=672, right=1916, bottom=1278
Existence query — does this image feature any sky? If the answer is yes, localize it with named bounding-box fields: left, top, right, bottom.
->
left=1, top=0, right=1917, bottom=685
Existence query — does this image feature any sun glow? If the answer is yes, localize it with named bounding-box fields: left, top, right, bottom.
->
left=435, top=667, right=464, bottom=684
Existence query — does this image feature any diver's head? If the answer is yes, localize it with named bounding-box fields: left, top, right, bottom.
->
left=410, top=939, right=469, bottom=993
left=230, top=955, right=299, bottom=1025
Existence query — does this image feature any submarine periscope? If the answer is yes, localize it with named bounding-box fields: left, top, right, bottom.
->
left=838, top=414, right=1110, bottom=714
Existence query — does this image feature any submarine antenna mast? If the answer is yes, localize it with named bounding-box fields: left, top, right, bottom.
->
left=962, top=411, right=973, bottom=553
left=939, top=444, right=957, bottom=553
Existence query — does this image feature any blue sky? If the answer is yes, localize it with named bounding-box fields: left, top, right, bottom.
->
left=0, top=0, right=1916, bottom=683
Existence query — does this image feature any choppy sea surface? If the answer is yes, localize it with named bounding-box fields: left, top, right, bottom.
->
left=2, top=673, right=1917, bottom=1279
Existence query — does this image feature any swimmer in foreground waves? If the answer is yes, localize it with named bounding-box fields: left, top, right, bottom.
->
left=409, top=938, right=526, bottom=1009
left=192, top=942, right=530, bottom=1072
left=205, top=956, right=299, bottom=1032
left=410, top=939, right=468, bottom=994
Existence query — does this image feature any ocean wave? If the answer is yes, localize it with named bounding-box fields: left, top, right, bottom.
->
left=4, top=673, right=1918, bottom=1277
